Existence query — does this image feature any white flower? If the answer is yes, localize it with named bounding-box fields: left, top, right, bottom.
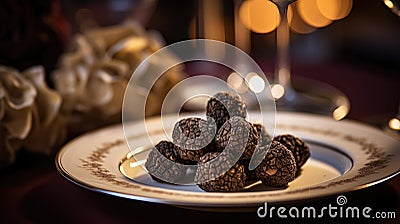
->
left=52, top=22, right=184, bottom=133
left=0, top=66, right=65, bottom=167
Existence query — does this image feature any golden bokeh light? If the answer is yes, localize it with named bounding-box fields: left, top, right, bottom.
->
left=384, top=0, right=394, bottom=9
left=239, top=0, right=280, bottom=34
left=228, top=72, right=248, bottom=94
left=288, top=3, right=316, bottom=34
left=237, top=0, right=352, bottom=34
left=247, top=74, right=265, bottom=93
left=316, top=0, right=353, bottom=21
left=389, top=118, right=400, bottom=130
left=271, top=84, right=285, bottom=99
left=298, top=0, right=333, bottom=28
left=227, top=72, right=244, bottom=90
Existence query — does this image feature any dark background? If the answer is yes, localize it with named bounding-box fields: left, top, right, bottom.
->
left=1, top=0, right=399, bottom=123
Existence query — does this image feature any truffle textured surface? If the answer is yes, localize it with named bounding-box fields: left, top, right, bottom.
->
left=215, top=117, right=259, bottom=160
left=274, top=134, right=310, bottom=168
left=253, top=123, right=271, bottom=143
left=254, top=141, right=297, bottom=187
left=172, top=117, right=216, bottom=162
left=145, top=141, right=187, bottom=183
left=144, top=91, right=310, bottom=191
left=240, top=159, right=259, bottom=181
left=206, top=92, right=247, bottom=130
left=195, top=152, right=246, bottom=192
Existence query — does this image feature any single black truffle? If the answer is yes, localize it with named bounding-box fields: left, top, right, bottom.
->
left=206, top=92, right=247, bottom=130
left=273, top=134, right=310, bottom=168
left=254, top=141, right=297, bottom=187
left=195, top=152, right=246, bottom=192
left=145, top=141, right=187, bottom=183
left=172, top=117, right=216, bottom=162
left=215, top=116, right=259, bottom=160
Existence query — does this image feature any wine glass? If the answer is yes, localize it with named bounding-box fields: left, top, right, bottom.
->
left=269, top=0, right=350, bottom=119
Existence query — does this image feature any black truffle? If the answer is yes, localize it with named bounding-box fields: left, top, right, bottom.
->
left=195, top=152, right=246, bottom=192
left=273, top=134, right=310, bottom=168
left=240, top=159, right=259, bottom=181
left=254, top=141, right=297, bottom=187
left=144, top=91, right=311, bottom=191
left=206, top=92, right=247, bottom=130
left=215, top=116, right=259, bottom=160
left=246, top=123, right=273, bottom=171
left=145, top=141, right=187, bottom=183
left=252, top=123, right=271, bottom=142
left=172, top=117, right=216, bottom=162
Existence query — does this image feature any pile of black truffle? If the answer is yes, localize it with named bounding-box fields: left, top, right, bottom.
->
left=145, top=92, right=310, bottom=192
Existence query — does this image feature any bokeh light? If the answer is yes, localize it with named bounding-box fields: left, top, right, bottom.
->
left=271, top=84, right=285, bottom=99
left=227, top=72, right=244, bottom=90
left=298, top=0, right=333, bottom=28
left=384, top=0, right=394, bottom=9
left=227, top=72, right=248, bottom=93
left=287, top=3, right=316, bottom=34
left=389, top=118, right=400, bottom=130
left=238, top=0, right=353, bottom=34
left=246, top=73, right=266, bottom=93
left=239, top=0, right=280, bottom=34
left=316, top=0, right=353, bottom=21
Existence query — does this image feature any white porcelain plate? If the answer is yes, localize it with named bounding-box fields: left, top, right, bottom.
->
left=56, top=112, right=400, bottom=208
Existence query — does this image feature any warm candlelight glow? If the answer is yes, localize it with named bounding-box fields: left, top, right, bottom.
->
left=227, top=72, right=244, bottom=89
left=238, top=0, right=352, bottom=33
left=239, top=0, right=280, bottom=34
left=389, top=118, right=400, bottom=130
left=298, top=0, right=333, bottom=28
left=271, top=84, right=285, bottom=99
left=316, top=0, right=353, bottom=21
left=288, top=3, right=316, bottom=34
left=246, top=73, right=265, bottom=93
left=384, top=0, right=395, bottom=9
left=227, top=72, right=248, bottom=93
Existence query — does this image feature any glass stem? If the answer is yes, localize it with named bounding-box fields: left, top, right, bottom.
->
left=275, top=3, right=291, bottom=90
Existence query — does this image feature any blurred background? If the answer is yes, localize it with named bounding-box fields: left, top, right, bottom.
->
left=1, top=0, right=399, bottom=127
left=57, top=0, right=400, bottom=70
